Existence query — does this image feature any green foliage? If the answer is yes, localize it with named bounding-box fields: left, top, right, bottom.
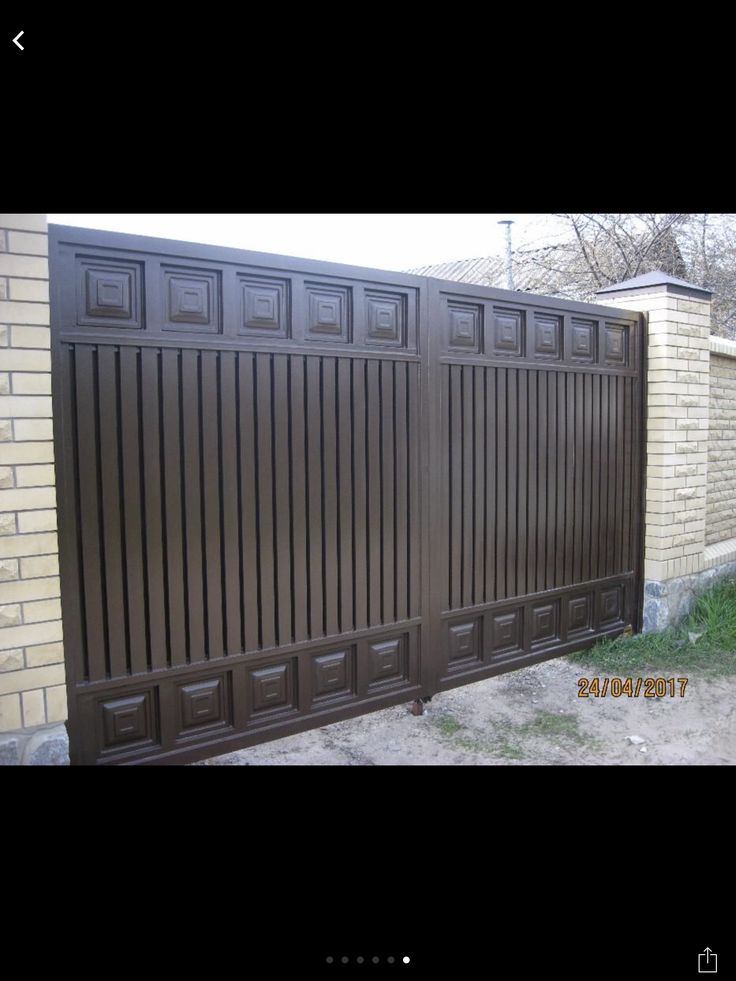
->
left=569, top=580, right=736, bottom=676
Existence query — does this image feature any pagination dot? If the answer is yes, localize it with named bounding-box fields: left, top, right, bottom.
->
left=403, top=956, right=410, bottom=964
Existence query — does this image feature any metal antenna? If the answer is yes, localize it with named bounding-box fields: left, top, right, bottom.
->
left=498, top=219, right=514, bottom=290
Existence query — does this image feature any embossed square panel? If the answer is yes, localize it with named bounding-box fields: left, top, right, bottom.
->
left=491, top=309, right=523, bottom=357
left=490, top=608, right=523, bottom=657
left=249, top=660, right=297, bottom=718
left=311, top=648, right=356, bottom=704
left=76, top=257, right=143, bottom=329
left=100, top=690, right=157, bottom=751
left=366, top=636, right=410, bottom=691
left=447, top=301, right=482, bottom=352
left=604, top=325, right=627, bottom=365
left=530, top=600, right=560, bottom=646
left=305, top=284, right=351, bottom=342
left=567, top=594, right=593, bottom=636
left=448, top=619, right=482, bottom=667
left=365, top=290, right=406, bottom=347
left=239, top=275, right=289, bottom=338
left=533, top=315, right=561, bottom=360
left=162, top=267, right=220, bottom=333
left=599, top=584, right=624, bottom=626
left=178, top=675, right=232, bottom=735
left=570, top=319, right=596, bottom=363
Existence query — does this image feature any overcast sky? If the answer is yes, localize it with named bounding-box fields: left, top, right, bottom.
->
left=48, top=213, right=568, bottom=271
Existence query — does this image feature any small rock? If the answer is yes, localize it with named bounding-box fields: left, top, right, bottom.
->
left=388, top=742, right=401, bottom=752
left=673, top=639, right=687, bottom=649
left=626, top=735, right=646, bottom=745
left=640, top=746, right=647, bottom=753
left=688, top=631, right=703, bottom=644
left=532, top=699, right=538, bottom=704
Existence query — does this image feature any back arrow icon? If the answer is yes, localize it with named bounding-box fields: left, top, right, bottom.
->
left=13, top=31, right=24, bottom=50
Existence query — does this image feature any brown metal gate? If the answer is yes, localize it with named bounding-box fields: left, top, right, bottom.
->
left=49, top=226, right=645, bottom=764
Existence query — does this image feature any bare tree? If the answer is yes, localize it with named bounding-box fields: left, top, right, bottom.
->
left=507, top=214, right=736, bottom=338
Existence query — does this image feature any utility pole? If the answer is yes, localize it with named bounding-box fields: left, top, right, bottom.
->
left=498, top=219, right=514, bottom=290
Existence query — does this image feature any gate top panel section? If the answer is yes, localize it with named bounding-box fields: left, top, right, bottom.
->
left=49, top=224, right=641, bottom=364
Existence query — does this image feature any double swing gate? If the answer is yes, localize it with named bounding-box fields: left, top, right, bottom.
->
left=49, top=227, right=645, bottom=764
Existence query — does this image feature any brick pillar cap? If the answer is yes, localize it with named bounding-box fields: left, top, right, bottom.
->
left=595, top=272, right=712, bottom=300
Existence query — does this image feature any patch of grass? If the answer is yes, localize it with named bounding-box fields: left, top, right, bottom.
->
left=431, top=713, right=528, bottom=759
left=520, top=710, right=585, bottom=744
left=494, top=740, right=527, bottom=760
left=433, top=713, right=463, bottom=736
left=455, top=733, right=527, bottom=759
left=568, top=579, right=736, bottom=677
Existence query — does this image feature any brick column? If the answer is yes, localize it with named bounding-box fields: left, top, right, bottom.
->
left=596, top=273, right=712, bottom=630
left=0, top=214, right=67, bottom=764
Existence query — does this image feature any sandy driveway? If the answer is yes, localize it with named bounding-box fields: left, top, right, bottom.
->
left=196, top=657, right=736, bottom=765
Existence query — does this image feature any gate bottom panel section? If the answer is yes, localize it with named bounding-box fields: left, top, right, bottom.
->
left=437, top=573, right=634, bottom=688
left=72, top=622, right=422, bottom=765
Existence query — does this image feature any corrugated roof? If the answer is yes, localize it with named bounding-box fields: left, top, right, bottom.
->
left=406, top=255, right=506, bottom=285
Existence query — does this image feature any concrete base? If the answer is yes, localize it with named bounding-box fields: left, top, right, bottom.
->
left=0, top=723, right=69, bottom=766
left=643, top=558, right=736, bottom=632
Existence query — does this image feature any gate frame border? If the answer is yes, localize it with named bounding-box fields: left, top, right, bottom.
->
left=48, top=224, right=647, bottom=765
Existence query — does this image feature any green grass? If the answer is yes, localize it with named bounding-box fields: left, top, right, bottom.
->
left=519, top=710, right=585, bottom=743
left=434, top=713, right=463, bottom=736
left=568, top=579, right=736, bottom=676
left=430, top=709, right=597, bottom=758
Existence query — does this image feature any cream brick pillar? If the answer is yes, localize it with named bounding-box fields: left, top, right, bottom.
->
left=0, top=214, right=67, bottom=764
left=596, top=273, right=712, bottom=631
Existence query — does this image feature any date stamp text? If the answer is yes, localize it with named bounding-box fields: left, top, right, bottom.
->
left=577, top=677, right=688, bottom=698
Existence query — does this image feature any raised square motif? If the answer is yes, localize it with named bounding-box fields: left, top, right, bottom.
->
left=492, top=309, right=523, bottom=357
left=567, top=594, right=592, bottom=635
left=163, top=267, right=220, bottom=332
left=605, top=325, right=627, bottom=364
left=533, top=315, right=561, bottom=360
left=447, top=302, right=481, bottom=352
left=570, top=319, right=596, bottom=363
left=239, top=275, right=289, bottom=338
left=530, top=600, right=560, bottom=646
left=312, top=648, right=355, bottom=704
left=490, top=608, right=523, bottom=656
left=179, top=676, right=231, bottom=733
left=76, top=257, right=143, bottom=329
left=366, top=636, right=409, bottom=691
left=305, top=284, right=351, bottom=342
left=448, top=619, right=481, bottom=665
left=100, top=690, right=156, bottom=750
left=599, top=585, right=624, bottom=626
left=249, top=661, right=297, bottom=718
left=365, top=290, right=405, bottom=346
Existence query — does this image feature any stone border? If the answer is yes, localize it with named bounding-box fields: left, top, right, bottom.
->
left=643, top=556, right=736, bottom=632
left=0, top=721, right=68, bottom=765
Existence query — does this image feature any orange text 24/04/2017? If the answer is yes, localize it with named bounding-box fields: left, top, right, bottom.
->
left=577, top=677, right=689, bottom=698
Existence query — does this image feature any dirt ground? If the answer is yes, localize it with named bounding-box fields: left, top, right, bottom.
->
left=196, top=657, right=736, bottom=766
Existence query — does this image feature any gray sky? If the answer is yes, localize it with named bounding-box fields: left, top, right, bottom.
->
left=48, top=213, right=568, bottom=271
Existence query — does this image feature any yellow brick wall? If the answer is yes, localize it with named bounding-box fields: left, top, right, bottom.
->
left=0, top=214, right=66, bottom=732
left=601, top=288, right=711, bottom=583
left=707, top=348, right=736, bottom=547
